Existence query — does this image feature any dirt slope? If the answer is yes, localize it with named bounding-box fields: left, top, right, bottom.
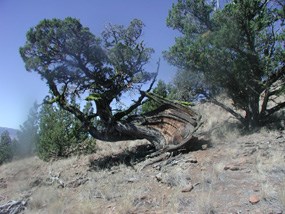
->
left=0, top=103, right=285, bottom=214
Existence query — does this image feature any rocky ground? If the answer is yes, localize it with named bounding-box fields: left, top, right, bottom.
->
left=0, top=103, right=285, bottom=214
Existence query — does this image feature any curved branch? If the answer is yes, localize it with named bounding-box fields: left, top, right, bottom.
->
left=265, top=66, right=285, bottom=89
left=114, top=122, right=166, bottom=150
left=113, top=60, right=159, bottom=121
left=264, top=101, right=285, bottom=117
left=46, top=77, right=102, bottom=139
left=205, top=95, right=245, bottom=123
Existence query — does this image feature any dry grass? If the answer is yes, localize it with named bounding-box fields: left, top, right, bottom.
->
left=163, top=170, right=189, bottom=188
left=1, top=97, right=285, bottom=213
left=186, top=169, right=216, bottom=214
left=27, top=187, right=60, bottom=212
left=191, top=191, right=215, bottom=214
left=194, top=99, right=241, bottom=146
left=278, top=180, right=285, bottom=209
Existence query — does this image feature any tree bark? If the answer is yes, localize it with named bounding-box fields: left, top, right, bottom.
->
left=114, top=93, right=201, bottom=151
left=47, top=75, right=201, bottom=153
left=245, top=94, right=260, bottom=129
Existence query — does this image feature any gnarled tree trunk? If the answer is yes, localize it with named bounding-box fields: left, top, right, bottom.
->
left=114, top=92, right=201, bottom=153
left=89, top=93, right=202, bottom=170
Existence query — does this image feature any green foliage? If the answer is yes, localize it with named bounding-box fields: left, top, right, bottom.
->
left=174, top=100, right=193, bottom=107
left=78, top=138, right=97, bottom=155
left=20, top=18, right=156, bottom=134
left=169, top=69, right=207, bottom=101
left=141, top=80, right=169, bottom=113
left=141, top=79, right=195, bottom=114
left=0, top=131, right=13, bottom=164
left=37, top=103, right=89, bottom=161
left=85, top=94, right=102, bottom=101
left=165, top=0, right=285, bottom=128
left=16, top=102, right=39, bottom=157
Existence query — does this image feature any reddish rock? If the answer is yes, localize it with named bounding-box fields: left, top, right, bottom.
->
left=249, top=195, right=260, bottom=204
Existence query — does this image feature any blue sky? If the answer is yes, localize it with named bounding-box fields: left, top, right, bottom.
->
left=0, top=0, right=179, bottom=129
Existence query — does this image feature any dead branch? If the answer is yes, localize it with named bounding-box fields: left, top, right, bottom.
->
left=47, top=170, right=65, bottom=188
left=139, top=152, right=172, bottom=171
left=0, top=200, right=27, bottom=214
left=89, top=93, right=202, bottom=171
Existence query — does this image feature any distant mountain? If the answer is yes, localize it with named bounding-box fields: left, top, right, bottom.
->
left=0, top=127, right=19, bottom=139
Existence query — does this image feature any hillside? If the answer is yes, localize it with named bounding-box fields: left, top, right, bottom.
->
left=0, top=102, right=284, bottom=213
left=0, top=127, right=18, bottom=139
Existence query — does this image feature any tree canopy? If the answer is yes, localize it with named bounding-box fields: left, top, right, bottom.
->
left=20, top=17, right=201, bottom=152
left=20, top=18, right=158, bottom=140
left=165, top=0, right=285, bottom=128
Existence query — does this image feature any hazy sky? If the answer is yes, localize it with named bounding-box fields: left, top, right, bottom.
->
left=0, top=0, right=179, bottom=129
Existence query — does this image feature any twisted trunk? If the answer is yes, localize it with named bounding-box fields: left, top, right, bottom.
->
left=245, top=94, right=260, bottom=129
left=87, top=93, right=201, bottom=152
left=113, top=93, right=201, bottom=151
left=48, top=76, right=201, bottom=152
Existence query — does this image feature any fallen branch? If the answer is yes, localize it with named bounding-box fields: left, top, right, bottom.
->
left=66, top=177, right=89, bottom=188
left=139, top=152, right=172, bottom=171
left=47, top=170, right=65, bottom=188
left=0, top=200, right=27, bottom=214
left=90, top=93, right=202, bottom=171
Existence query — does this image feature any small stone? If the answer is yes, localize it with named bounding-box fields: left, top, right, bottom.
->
left=181, top=183, right=194, bottom=192
left=155, top=173, right=163, bottom=182
left=202, top=144, right=208, bottom=150
left=185, top=176, right=191, bottom=181
left=249, top=195, right=260, bottom=204
left=126, top=178, right=136, bottom=183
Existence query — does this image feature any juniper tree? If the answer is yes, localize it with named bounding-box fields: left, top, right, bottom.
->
left=20, top=18, right=159, bottom=142
left=165, top=0, right=285, bottom=129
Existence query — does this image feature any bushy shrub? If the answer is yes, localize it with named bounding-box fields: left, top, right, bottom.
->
left=0, top=131, right=13, bottom=164
left=37, top=103, right=90, bottom=161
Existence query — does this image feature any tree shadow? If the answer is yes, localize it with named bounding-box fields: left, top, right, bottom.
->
left=89, top=138, right=211, bottom=171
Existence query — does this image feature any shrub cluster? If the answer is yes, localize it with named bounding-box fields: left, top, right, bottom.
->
left=0, top=131, right=14, bottom=164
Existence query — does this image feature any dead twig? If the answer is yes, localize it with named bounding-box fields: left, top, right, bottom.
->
left=139, top=152, right=172, bottom=171
left=47, top=170, right=65, bottom=188
left=0, top=200, right=27, bottom=214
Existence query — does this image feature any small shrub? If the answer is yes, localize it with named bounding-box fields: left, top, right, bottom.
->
left=0, top=131, right=13, bottom=164
left=37, top=103, right=89, bottom=161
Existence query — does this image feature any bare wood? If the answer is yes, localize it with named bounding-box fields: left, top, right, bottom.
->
left=139, top=152, right=172, bottom=171
left=128, top=92, right=201, bottom=150
left=47, top=170, right=65, bottom=188
left=89, top=93, right=201, bottom=170
left=0, top=200, right=27, bottom=214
